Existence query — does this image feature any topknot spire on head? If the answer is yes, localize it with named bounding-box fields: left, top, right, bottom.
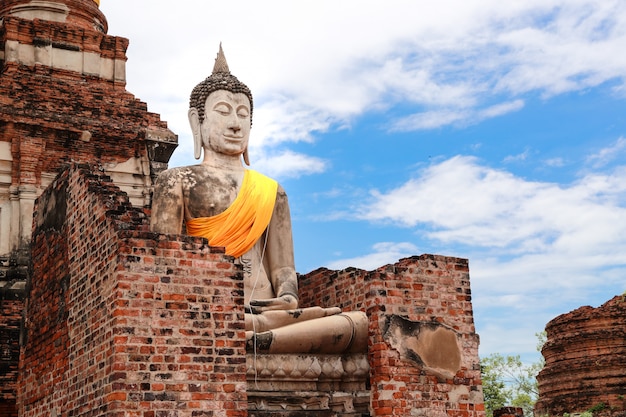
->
left=212, top=43, right=230, bottom=74
left=189, top=44, right=253, bottom=124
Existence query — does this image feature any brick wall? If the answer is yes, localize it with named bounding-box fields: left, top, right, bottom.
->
left=0, top=290, right=22, bottom=417
left=19, top=164, right=247, bottom=417
left=20, top=170, right=73, bottom=415
left=300, top=256, right=484, bottom=417
left=0, top=9, right=177, bottom=407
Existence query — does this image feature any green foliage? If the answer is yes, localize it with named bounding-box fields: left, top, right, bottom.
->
left=587, top=402, right=606, bottom=413
left=480, top=353, right=541, bottom=416
left=532, top=328, right=546, bottom=354
left=480, top=332, right=546, bottom=417
left=481, top=357, right=509, bottom=413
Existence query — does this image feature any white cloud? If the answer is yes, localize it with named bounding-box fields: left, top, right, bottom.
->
left=390, top=109, right=469, bottom=131
left=479, top=100, right=525, bottom=119
left=357, top=154, right=626, bottom=254
left=544, top=157, right=566, bottom=167
left=351, top=151, right=626, bottom=308
left=503, top=148, right=532, bottom=163
left=335, top=149, right=626, bottom=358
left=491, top=2, right=626, bottom=97
left=250, top=150, right=327, bottom=180
left=390, top=100, right=525, bottom=131
left=101, top=0, right=626, bottom=176
left=586, top=136, right=626, bottom=168
left=250, top=100, right=335, bottom=147
left=324, top=242, right=420, bottom=271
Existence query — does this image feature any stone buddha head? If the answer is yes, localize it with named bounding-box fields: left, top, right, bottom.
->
left=188, top=45, right=253, bottom=165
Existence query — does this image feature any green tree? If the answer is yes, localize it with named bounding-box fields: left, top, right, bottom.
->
left=481, top=332, right=546, bottom=417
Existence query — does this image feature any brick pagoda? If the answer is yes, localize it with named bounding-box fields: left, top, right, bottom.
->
left=535, top=296, right=626, bottom=417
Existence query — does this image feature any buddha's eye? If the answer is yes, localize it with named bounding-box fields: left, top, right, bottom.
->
left=213, top=103, right=231, bottom=115
left=237, top=106, right=250, bottom=118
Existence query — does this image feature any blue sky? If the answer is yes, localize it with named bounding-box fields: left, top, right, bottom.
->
left=101, top=1, right=626, bottom=363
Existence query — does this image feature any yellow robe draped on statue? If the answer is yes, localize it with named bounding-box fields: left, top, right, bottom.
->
left=186, top=170, right=278, bottom=258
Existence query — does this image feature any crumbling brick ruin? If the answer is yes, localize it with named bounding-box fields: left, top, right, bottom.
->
left=0, top=0, right=177, bottom=272
left=21, top=164, right=247, bottom=416
left=21, top=163, right=484, bottom=416
left=299, top=259, right=484, bottom=416
left=0, top=1, right=176, bottom=413
left=535, top=296, right=626, bottom=417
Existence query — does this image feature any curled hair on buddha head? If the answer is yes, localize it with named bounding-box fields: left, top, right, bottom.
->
left=189, top=44, right=254, bottom=125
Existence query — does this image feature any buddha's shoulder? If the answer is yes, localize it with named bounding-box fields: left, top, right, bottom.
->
left=157, top=165, right=211, bottom=181
left=248, top=169, right=284, bottom=194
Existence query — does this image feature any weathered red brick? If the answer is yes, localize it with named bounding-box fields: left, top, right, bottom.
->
left=19, top=165, right=246, bottom=417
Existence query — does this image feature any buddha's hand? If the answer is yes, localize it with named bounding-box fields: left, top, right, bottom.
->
left=247, top=293, right=298, bottom=314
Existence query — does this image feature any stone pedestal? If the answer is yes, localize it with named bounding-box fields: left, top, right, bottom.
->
left=247, top=354, right=370, bottom=416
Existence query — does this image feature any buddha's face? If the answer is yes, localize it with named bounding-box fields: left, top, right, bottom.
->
left=201, top=90, right=251, bottom=157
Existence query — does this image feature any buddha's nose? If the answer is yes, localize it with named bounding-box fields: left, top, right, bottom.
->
left=229, top=117, right=241, bottom=132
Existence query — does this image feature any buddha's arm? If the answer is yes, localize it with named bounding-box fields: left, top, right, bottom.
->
left=249, top=185, right=298, bottom=312
left=150, top=169, right=184, bottom=234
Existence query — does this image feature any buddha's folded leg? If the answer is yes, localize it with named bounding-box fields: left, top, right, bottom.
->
left=245, top=311, right=368, bottom=354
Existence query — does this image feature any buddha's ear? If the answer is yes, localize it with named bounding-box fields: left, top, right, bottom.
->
left=243, top=147, right=250, bottom=166
left=188, top=107, right=202, bottom=160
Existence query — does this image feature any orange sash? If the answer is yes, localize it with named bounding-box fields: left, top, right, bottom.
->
left=186, top=170, right=278, bottom=258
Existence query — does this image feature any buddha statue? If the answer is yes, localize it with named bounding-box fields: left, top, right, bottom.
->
left=150, top=45, right=367, bottom=354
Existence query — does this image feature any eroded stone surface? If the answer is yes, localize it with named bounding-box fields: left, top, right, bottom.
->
left=384, top=314, right=462, bottom=379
